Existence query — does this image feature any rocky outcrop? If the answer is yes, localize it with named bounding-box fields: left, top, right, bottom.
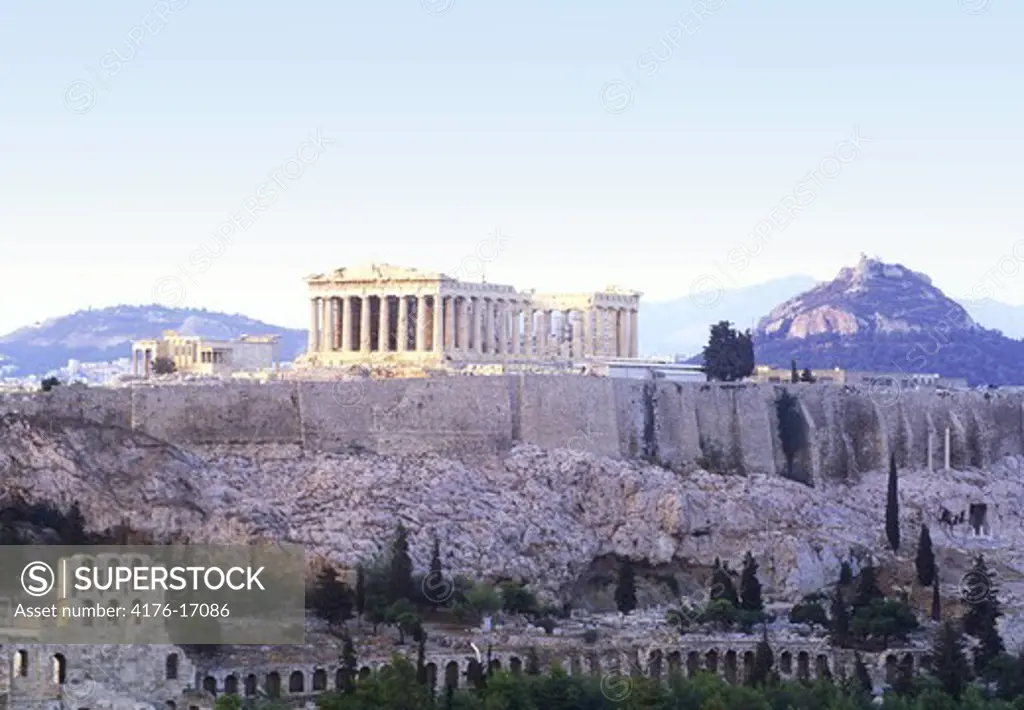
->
left=1, top=409, right=1022, bottom=649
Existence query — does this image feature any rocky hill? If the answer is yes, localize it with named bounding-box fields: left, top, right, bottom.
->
left=0, top=305, right=306, bottom=377
left=754, top=256, right=1024, bottom=386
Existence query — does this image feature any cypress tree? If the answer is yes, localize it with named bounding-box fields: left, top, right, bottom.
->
left=790, top=359, right=799, bottom=384
left=829, top=591, right=850, bottom=646
left=429, top=536, right=444, bottom=607
left=886, top=453, right=900, bottom=552
left=838, top=560, right=853, bottom=587
left=340, top=633, right=358, bottom=693
left=710, top=558, right=740, bottom=607
left=931, top=574, right=941, bottom=622
left=852, top=563, right=883, bottom=610
left=389, top=524, right=414, bottom=604
left=963, top=555, right=1005, bottom=676
left=739, top=551, right=764, bottom=612
left=614, top=558, right=637, bottom=614
left=749, top=626, right=775, bottom=686
left=931, top=620, right=971, bottom=699
left=915, top=524, right=936, bottom=586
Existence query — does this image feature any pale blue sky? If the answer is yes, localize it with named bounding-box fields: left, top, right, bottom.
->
left=1, top=0, right=1021, bottom=333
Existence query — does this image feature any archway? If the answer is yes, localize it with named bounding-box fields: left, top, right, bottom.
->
left=359, top=667, right=372, bottom=680
left=425, top=663, right=437, bottom=692
left=779, top=651, right=792, bottom=675
left=686, top=651, right=700, bottom=677
left=797, top=652, right=810, bottom=681
left=202, top=676, right=216, bottom=696
left=490, top=658, right=502, bottom=674
left=743, top=651, right=756, bottom=684
left=815, top=654, right=831, bottom=680
left=649, top=650, right=663, bottom=679
left=445, top=661, right=459, bottom=689
left=244, top=675, right=258, bottom=697
left=510, top=657, right=523, bottom=675
left=52, top=654, right=66, bottom=685
left=586, top=654, right=600, bottom=676
left=724, top=650, right=738, bottom=684
left=14, top=649, right=29, bottom=678
left=312, top=669, right=327, bottom=691
left=265, top=672, right=281, bottom=698
left=705, top=650, right=718, bottom=674
left=165, top=654, right=179, bottom=681
left=289, top=671, right=304, bottom=693
left=224, top=675, right=238, bottom=695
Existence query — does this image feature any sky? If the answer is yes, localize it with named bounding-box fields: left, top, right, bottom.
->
left=1, top=0, right=1022, bottom=333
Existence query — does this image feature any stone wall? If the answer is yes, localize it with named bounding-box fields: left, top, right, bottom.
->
left=3, top=377, right=1023, bottom=480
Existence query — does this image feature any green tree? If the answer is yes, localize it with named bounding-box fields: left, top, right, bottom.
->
left=789, top=594, right=829, bottom=632
left=829, top=591, right=850, bottom=646
left=748, top=627, right=776, bottom=687
left=930, top=620, right=972, bottom=699
left=850, top=598, right=919, bottom=646
left=915, top=524, right=935, bottom=586
left=886, top=453, right=900, bottom=552
left=390, top=524, right=415, bottom=604
left=962, top=555, right=1005, bottom=677
left=838, top=561, right=853, bottom=587
left=852, top=564, right=883, bottom=610
left=153, top=356, right=177, bottom=375
left=775, top=390, right=806, bottom=483
left=40, top=376, right=61, bottom=392
left=339, top=633, right=358, bottom=694
left=702, top=321, right=755, bottom=382
left=499, top=581, right=538, bottom=617
left=710, top=558, right=739, bottom=607
left=739, top=552, right=763, bottom=612
left=791, top=359, right=799, bottom=384
left=465, top=582, right=501, bottom=621
left=615, top=558, right=638, bottom=614
left=306, top=565, right=355, bottom=626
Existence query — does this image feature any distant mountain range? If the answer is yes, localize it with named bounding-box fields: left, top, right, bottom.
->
left=749, top=256, right=1024, bottom=386
left=0, top=306, right=305, bottom=377
left=642, top=273, right=1024, bottom=360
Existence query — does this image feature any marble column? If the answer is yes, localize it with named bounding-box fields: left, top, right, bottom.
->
left=523, top=306, right=534, bottom=357
left=626, top=307, right=634, bottom=356
left=473, top=297, right=484, bottom=356
left=541, top=310, right=552, bottom=358
left=398, top=295, right=410, bottom=352
left=497, top=300, right=508, bottom=355
left=457, top=296, right=470, bottom=353
left=341, top=296, right=353, bottom=352
left=580, top=308, right=591, bottom=358
left=360, top=296, right=372, bottom=352
left=323, top=297, right=334, bottom=353
left=617, top=308, right=627, bottom=357
left=308, top=298, right=319, bottom=354
left=377, top=295, right=390, bottom=352
left=482, top=298, right=493, bottom=354
left=444, top=296, right=456, bottom=352
left=432, top=295, right=444, bottom=353
left=416, top=295, right=429, bottom=352
left=571, top=310, right=583, bottom=359
left=510, top=302, right=520, bottom=356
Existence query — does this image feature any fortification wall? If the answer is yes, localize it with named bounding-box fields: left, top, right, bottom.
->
left=4, top=377, right=1024, bottom=480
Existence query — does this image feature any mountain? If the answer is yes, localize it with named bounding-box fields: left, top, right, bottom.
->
left=640, top=275, right=817, bottom=358
left=959, top=298, right=1024, bottom=340
left=751, top=256, right=1024, bottom=386
left=0, top=305, right=306, bottom=377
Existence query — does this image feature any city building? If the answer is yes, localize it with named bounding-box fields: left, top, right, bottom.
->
left=131, top=331, right=280, bottom=378
left=592, top=358, right=706, bottom=382
left=300, top=263, right=642, bottom=368
left=750, top=365, right=968, bottom=390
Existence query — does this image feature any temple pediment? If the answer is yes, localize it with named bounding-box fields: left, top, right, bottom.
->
left=306, top=263, right=448, bottom=283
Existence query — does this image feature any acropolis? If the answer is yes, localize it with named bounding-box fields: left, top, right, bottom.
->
left=299, top=263, right=642, bottom=368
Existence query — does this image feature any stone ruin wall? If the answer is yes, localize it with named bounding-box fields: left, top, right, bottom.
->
left=1, top=376, right=1022, bottom=485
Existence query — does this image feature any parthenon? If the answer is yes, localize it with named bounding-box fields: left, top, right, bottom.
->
left=300, top=263, right=641, bottom=368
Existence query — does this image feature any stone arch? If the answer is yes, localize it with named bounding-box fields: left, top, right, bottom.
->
left=569, top=656, right=581, bottom=676
left=742, top=650, right=756, bottom=684
left=265, top=671, right=281, bottom=698
left=425, top=662, right=437, bottom=692
left=510, top=657, right=522, bottom=675
left=467, top=659, right=483, bottom=687
left=724, top=650, right=738, bottom=684
left=797, top=651, right=810, bottom=680
left=165, top=653, right=179, bottom=680
left=52, top=654, right=67, bottom=685
left=586, top=653, right=600, bottom=676
left=244, top=674, right=257, bottom=696
left=705, top=650, right=718, bottom=674
left=224, top=675, right=238, bottom=695
left=815, top=654, right=831, bottom=680
left=686, top=651, right=700, bottom=677
left=648, top=649, right=663, bottom=679
left=445, top=661, right=459, bottom=689
left=359, top=667, right=371, bottom=680
left=312, top=669, right=327, bottom=691
left=666, top=650, right=681, bottom=676
left=202, top=676, right=217, bottom=696
left=884, top=654, right=898, bottom=684
left=289, top=670, right=304, bottom=693
left=779, top=651, right=793, bottom=675
left=335, top=668, right=345, bottom=690
left=14, top=649, right=29, bottom=677
left=490, top=658, right=502, bottom=674
left=901, top=653, right=914, bottom=673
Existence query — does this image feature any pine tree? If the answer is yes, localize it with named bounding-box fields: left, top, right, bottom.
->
left=838, top=560, right=853, bottom=587
left=389, top=524, right=414, bottom=604
left=614, top=558, right=637, bottom=614
left=340, top=633, right=358, bottom=693
left=931, top=574, right=941, bottom=622
left=829, top=591, right=850, bottom=646
left=930, top=620, right=971, bottom=699
left=915, top=524, right=935, bottom=586
left=791, top=359, right=799, bottom=384
left=739, top=551, right=764, bottom=612
left=852, top=564, right=883, bottom=610
left=886, top=453, right=900, bottom=552
left=307, top=566, right=355, bottom=626
left=710, top=558, right=739, bottom=607
left=355, top=564, right=366, bottom=617
left=748, top=626, right=775, bottom=687
left=853, top=652, right=872, bottom=695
